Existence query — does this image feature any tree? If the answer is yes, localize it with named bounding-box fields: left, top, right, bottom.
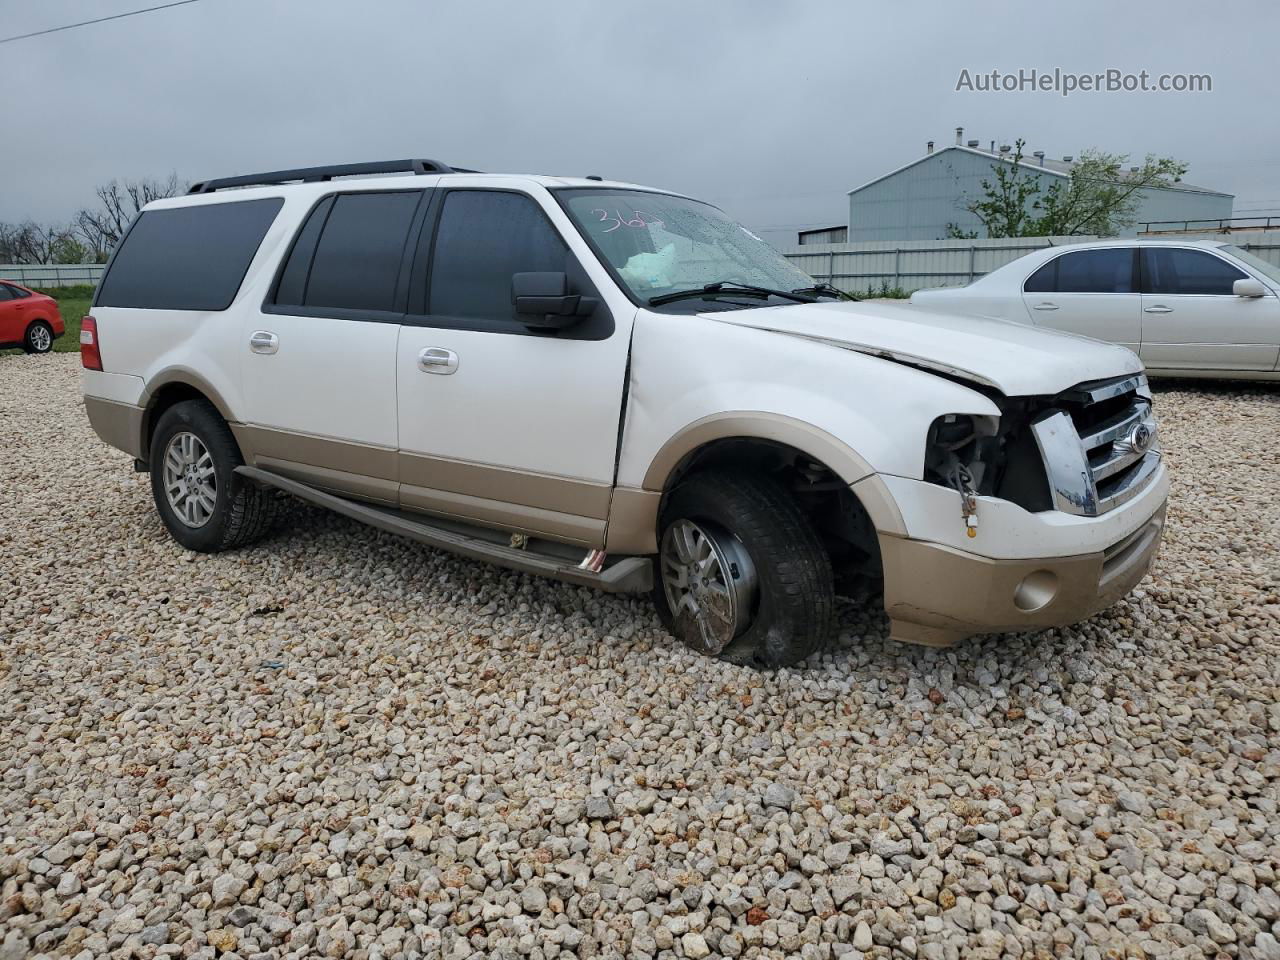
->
left=1032, top=151, right=1187, bottom=236
left=958, top=139, right=1045, bottom=238
left=0, top=220, right=77, bottom=264
left=956, top=141, right=1186, bottom=238
left=76, top=173, right=185, bottom=261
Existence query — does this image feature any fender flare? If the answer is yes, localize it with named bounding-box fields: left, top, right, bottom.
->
left=606, top=412, right=907, bottom=554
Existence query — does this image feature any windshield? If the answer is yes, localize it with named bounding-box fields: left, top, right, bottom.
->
left=557, top=189, right=815, bottom=305
left=1221, top=245, right=1280, bottom=286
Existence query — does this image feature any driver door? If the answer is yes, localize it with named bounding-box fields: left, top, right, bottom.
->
left=395, top=185, right=634, bottom=547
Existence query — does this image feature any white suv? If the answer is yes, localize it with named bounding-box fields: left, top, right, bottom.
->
left=82, top=159, right=1169, bottom=667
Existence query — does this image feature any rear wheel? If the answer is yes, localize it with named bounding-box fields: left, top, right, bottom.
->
left=653, top=470, right=834, bottom=668
left=23, top=321, right=53, bottom=354
left=149, top=399, right=275, bottom=552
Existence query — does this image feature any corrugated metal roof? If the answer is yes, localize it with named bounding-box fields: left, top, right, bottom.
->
left=848, top=145, right=1230, bottom=199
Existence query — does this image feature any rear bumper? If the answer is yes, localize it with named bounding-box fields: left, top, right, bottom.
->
left=84, top=396, right=145, bottom=460
left=880, top=502, right=1166, bottom=646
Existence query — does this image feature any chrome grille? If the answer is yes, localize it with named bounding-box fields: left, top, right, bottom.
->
left=1031, top=374, right=1160, bottom=517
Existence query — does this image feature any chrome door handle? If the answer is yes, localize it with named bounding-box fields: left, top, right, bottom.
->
left=417, top=347, right=459, bottom=374
left=1032, top=302, right=1059, bottom=311
left=1143, top=305, right=1173, bottom=314
left=249, top=330, right=279, bottom=354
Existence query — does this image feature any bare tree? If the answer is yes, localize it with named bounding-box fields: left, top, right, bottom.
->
left=76, top=173, right=185, bottom=261
left=0, top=220, right=78, bottom=264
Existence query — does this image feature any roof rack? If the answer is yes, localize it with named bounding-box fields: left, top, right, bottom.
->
left=187, top=158, right=470, bottom=194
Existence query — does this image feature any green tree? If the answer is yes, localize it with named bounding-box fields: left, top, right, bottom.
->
left=1031, top=151, right=1187, bottom=236
left=959, top=142, right=1186, bottom=238
left=961, top=139, right=1044, bottom=238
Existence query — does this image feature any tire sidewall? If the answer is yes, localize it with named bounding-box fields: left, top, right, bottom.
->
left=654, top=475, right=828, bottom=667
left=149, top=403, right=240, bottom=552
left=25, top=322, right=53, bottom=354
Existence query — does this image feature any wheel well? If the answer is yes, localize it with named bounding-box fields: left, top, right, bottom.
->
left=142, top=383, right=212, bottom=461
left=666, top=438, right=882, bottom=588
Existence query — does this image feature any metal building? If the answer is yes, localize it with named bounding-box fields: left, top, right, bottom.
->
left=845, top=128, right=1233, bottom=243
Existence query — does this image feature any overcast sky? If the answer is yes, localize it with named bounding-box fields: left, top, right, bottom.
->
left=2, top=0, right=1277, bottom=246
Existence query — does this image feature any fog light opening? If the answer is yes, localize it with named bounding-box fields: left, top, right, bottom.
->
left=1014, top=570, right=1059, bottom=612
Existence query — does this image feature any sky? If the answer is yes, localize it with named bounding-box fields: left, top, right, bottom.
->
left=2, top=0, right=1278, bottom=247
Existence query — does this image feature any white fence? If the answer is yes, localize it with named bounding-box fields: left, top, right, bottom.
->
left=781, top=232, right=1280, bottom=295
left=1, top=263, right=105, bottom=288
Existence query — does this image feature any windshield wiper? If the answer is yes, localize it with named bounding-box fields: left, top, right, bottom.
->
left=648, top=281, right=816, bottom=307
left=792, top=282, right=859, bottom=301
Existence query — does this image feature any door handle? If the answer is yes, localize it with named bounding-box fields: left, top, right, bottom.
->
left=1032, top=302, right=1059, bottom=311
left=417, top=347, right=459, bottom=374
left=249, top=330, right=279, bottom=354
left=1143, top=305, right=1173, bottom=314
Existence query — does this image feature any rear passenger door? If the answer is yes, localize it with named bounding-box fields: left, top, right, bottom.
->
left=395, top=186, right=633, bottom=548
left=1139, top=247, right=1280, bottom=372
left=241, top=190, right=429, bottom=504
left=1020, top=248, right=1141, bottom=351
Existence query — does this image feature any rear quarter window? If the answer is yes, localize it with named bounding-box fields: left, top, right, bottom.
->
left=95, top=197, right=284, bottom=311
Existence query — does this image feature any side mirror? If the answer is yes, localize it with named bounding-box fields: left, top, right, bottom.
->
left=512, top=272, right=596, bottom=330
left=1234, top=277, right=1266, bottom=298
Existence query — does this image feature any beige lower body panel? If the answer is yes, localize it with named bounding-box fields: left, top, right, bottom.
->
left=84, top=396, right=146, bottom=461
left=400, top=483, right=604, bottom=548
left=880, top=504, right=1167, bottom=647
left=233, top=423, right=613, bottom=548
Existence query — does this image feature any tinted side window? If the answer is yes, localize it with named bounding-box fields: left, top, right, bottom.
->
left=0, top=285, right=13, bottom=301
left=1053, top=249, right=1134, bottom=293
left=96, top=198, right=283, bottom=310
left=10, top=286, right=31, bottom=299
left=1144, top=248, right=1245, bottom=295
left=1023, top=260, right=1056, bottom=293
left=301, top=192, right=420, bottom=312
left=429, top=191, right=568, bottom=321
left=273, top=196, right=334, bottom=306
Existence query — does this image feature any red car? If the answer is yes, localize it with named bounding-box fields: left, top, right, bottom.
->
left=0, top=281, right=64, bottom=353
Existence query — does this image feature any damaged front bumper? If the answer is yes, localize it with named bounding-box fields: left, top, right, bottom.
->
left=876, top=472, right=1169, bottom=647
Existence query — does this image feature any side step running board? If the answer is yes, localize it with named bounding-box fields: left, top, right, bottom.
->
left=235, top=466, right=653, bottom=593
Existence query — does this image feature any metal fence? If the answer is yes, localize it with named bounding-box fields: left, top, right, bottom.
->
left=0, top=263, right=105, bottom=288
left=781, top=232, right=1280, bottom=295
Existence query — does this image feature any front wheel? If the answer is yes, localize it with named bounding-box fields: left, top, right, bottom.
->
left=653, top=470, right=834, bottom=668
left=24, top=321, right=54, bottom=354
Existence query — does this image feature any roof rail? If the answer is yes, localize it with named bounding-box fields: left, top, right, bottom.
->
left=187, top=158, right=463, bottom=194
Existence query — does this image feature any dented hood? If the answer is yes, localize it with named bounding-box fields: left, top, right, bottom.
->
left=707, top=300, right=1143, bottom=397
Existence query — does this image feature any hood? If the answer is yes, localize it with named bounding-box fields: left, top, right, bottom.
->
left=706, top=300, right=1142, bottom=396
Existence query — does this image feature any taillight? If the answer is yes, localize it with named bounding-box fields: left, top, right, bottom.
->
left=81, top=315, right=103, bottom=371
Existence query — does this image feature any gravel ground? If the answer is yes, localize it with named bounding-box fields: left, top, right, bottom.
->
left=1, top=355, right=1278, bottom=960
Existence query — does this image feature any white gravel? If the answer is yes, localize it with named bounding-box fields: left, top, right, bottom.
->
left=2, top=355, right=1278, bottom=960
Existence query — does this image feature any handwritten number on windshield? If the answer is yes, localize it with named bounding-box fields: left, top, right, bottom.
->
left=592, top=208, right=664, bottom=233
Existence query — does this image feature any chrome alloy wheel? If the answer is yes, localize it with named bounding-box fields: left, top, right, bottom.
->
left=162, top=431, right=217, bottom=528
left=29, top=325, right=52, bottom=351
left=659, top=519, right=758, bottom=655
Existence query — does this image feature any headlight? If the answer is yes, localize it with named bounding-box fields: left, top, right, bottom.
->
left=923, top=414, right=1000, bottom=492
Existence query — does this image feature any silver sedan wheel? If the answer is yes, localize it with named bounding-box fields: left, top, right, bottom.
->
left=659, top=518, right=758, bottom=655
left=29, top=325, right=52, bottom=352
left=162, top=432, right=217, bottom=528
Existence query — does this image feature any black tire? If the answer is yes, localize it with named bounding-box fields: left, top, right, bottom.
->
left=23, top=321, right=54, bottom=354
left=148, top=399, right=275, bottom=552
left=653, top=470, right=834, bottom=668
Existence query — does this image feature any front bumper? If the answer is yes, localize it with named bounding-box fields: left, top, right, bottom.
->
left=879, top=502, right=1166, bottom=647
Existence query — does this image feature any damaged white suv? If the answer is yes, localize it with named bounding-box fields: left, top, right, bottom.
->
left=82, top=159, right=1168, bottom=667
